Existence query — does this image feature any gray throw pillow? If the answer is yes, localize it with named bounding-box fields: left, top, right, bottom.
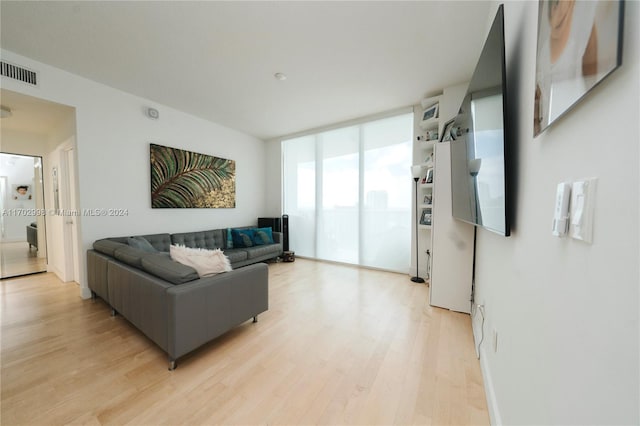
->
left=128, top=236, right=158, bottom=253
left=93, top=239, right=127, bottom=256
left=141, top=253, right=199, bottom=284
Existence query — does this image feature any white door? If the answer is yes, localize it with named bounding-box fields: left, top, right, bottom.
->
left=60, top=146, right=80, bottom=283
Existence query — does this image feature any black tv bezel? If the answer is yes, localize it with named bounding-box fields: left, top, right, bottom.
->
left=450, top=4, right=511, bottom=237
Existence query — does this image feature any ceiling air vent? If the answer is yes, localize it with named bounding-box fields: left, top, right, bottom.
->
left=1, top=61, right=38, bottom=86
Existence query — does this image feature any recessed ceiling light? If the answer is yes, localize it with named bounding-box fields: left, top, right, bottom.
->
left=0, top=106, right=12, bottom=118
left=274, top=73, right=287, bottom=81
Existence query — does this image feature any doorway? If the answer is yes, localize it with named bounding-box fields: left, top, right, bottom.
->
left=0, top=153, right=47, bottom=278
left=0, top=89, right=78, bottom=283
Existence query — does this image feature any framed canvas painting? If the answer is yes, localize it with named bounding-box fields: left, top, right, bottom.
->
left=150, top=144, right=236, bottom=208
left=534, top=0, right=624, bottom=136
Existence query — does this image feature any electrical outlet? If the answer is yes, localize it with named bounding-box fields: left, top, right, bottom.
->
left=492, top=329, right=498, bottom=353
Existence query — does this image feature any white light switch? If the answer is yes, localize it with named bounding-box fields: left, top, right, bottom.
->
left=569, top=178, right=597, bottom=243
left=552, top=182, right=571, bottom=237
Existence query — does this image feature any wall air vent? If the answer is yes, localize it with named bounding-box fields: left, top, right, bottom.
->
left=1, top=61, right=38, bottom=86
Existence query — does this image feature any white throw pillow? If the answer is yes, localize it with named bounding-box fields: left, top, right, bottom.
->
left=169, top=245, right=232, bottom=277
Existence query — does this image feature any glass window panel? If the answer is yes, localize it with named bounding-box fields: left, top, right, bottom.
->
left=362, top=114, right=412, bottom=271
left=282, top=135, right=316, bottom=257
left=282, top=112, right=413, bottom=273
left=317, top=126, right=359, bottom=264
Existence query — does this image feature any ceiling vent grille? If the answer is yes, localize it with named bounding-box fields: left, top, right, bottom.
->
left=1, top=61, right=38, bottom=86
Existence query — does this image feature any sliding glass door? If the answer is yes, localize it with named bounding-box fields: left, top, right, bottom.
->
left=283, top=112, right=412, bottom=272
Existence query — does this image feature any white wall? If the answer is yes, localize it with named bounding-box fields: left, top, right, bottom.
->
left=476, top=2, right=639, bottom=424
left=1, top=49, right=267, bottom=298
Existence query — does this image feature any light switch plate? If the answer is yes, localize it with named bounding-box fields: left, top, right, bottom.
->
left=569, top=178, right=597, bottom=243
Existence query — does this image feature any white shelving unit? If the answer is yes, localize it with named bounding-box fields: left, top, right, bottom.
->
left=412, top=95, right=441, bottom=283
left=412, top=87, right=474, bottom=313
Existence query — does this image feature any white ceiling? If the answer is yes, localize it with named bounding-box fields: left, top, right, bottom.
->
left=0, top=1, right=493, bottom=140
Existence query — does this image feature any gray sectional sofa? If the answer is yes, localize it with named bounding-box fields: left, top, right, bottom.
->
left=87, top=227, right=282, bottom=370
left=27, top=222, right=37, bottom=249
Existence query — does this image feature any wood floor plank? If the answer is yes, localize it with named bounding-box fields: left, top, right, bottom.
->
left=1, top=260, right=489, bottom=425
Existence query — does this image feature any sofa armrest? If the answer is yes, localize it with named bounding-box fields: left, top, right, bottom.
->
left=87, top=250, right=110, bottom=302
left=27, top=225, right=38, bottom=248
left=166, top=263, right=268, bottom=360
left=108, top=262, right=173, bottom=351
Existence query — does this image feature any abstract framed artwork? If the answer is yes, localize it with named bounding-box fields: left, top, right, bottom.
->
left=534, top=0, right=624, bottom=136
left=150, top=144, right=236, bottom=208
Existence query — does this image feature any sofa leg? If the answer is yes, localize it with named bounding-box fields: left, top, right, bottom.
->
left=253, top=316, right=258, bottom=323
left=168, top=359, right=176, bottom=371
left=110, top=308, right=117, bottom=317
left=90, top=291, right=97, bottom=300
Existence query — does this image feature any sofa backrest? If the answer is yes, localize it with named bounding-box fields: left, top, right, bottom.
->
left=91, top=239, right=199, bottom=285
left=108, top=233, right=171, bottom=252
left=171, top=229, right=225, bottom=250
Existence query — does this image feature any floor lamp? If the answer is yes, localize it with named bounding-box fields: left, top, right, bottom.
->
left=469, top=158, right=482, bottom=224
left=411, top=165, right=425, bottom=283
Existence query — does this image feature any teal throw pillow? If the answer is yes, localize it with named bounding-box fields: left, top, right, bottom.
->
left=231, top=229, right=255, bottom=248
left=127, top=236, right=158, bottom=253
left=226, top=228, right=234, bottom=249
left=253, top=227, right=274, bottom=245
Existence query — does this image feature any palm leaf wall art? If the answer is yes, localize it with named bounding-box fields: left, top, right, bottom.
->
left=150, top=144, right=236, bottom=208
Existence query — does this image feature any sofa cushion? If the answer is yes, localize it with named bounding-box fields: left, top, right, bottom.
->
left=222, top=249, right=249, bottom=264
left=245, top=244, right=281, bottom=259
left=171, top=229, right=225, bottom=250
left=127, top=236, right=158, bottom=253
left=113, top=246, right=148, bottom=268
left=169, top=245, right=232, bottom=277
left=93, top=239, right=127, bottom=257
left=253, top=227, right=275, bottom=245
left=231, top=228, right=255, bottom=248
left=141, top=252, right=199, bottom=284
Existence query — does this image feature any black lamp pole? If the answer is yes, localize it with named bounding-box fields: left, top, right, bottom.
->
left=411, top=176, right=425, bottom=283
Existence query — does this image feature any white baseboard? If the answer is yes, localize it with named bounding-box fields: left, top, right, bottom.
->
left=48, top=265, right=64, bottom=281
left=479, top=346, right=502, bottom=426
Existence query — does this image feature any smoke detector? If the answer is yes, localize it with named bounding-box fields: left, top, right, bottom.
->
left=146, top=107, right=159, bottom=119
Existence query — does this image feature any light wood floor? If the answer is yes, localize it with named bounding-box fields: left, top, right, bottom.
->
left=0, top=241, right=47, bottom=278
left=0, top=259, right=489, bottom=425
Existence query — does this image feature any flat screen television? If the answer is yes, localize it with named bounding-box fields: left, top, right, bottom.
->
left=450, top=4, right=510, bottom=236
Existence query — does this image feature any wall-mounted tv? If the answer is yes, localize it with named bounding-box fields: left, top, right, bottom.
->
left=450, top=4, right=510, bottom=236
